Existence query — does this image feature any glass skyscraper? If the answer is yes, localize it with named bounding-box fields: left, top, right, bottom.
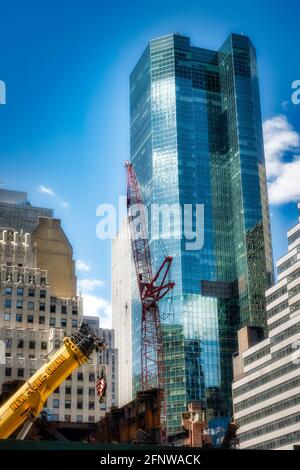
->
left=130, top=33, right=273, bottom=435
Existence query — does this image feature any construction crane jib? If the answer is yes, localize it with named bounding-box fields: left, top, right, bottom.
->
left=125, top=161, right=175, bottom=392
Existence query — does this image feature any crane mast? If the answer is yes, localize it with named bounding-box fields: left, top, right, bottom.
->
left=125, top=161, right=174, bottom=392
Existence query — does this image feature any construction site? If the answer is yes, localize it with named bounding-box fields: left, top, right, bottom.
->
left=0, top=163, right=238, bottom=449
left=0, top=336, right=237, bottom=448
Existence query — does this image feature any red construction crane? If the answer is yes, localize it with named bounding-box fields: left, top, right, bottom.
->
left=125, top=161, right=175, bottom=392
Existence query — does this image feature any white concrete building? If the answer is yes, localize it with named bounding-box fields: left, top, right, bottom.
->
left=232, top=203, right=300, bottom=450
left=111, top=219, right=133, bottom=407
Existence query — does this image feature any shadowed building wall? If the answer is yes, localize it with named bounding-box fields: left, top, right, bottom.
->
left=32, top=217, right=76, bottom=298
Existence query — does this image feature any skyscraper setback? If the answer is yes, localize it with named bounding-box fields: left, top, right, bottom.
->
left=130, top=33, right=273, bottom=435
left=0, top=189, right=53, bottom=234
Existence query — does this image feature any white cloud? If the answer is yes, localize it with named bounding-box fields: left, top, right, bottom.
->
left=81, top=294, right=112, bottom=329
left=77, top=278, right=111, bottom=328
left=60, top=201, right=70, bottom=209
left=263, top=115, right=299, bottom=179
left=38, top=185, right=55, bottom=197
left=76, top=260, right=91, bottom=273
left=78, top=278, right=105, bottom=292
left=37, top=185, right=70, bottom=209
left=268, top=156, right=300, bottom=205
left=263, top=115, right=300, bottom=205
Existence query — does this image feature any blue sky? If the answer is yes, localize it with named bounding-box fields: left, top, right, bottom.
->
left=0, top=0, right=299, bottom=326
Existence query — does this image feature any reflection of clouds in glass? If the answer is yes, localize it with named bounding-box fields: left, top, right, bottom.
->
left=292, top=339, right=300, bottom=365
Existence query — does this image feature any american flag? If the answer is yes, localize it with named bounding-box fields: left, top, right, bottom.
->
left=96, top=370, right=107, bottom=403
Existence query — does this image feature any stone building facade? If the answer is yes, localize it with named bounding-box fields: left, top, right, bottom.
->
left=0, top=224, right=109, bottom=424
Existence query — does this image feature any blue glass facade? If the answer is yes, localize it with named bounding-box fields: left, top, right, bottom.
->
left=130, top=33, right=273, bottom=435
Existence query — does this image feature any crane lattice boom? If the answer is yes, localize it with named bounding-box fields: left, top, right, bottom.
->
left=125, top=161, right=174, bottom=391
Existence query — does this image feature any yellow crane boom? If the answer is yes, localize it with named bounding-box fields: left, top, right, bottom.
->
left=0, top=322, right=105, bottom=439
